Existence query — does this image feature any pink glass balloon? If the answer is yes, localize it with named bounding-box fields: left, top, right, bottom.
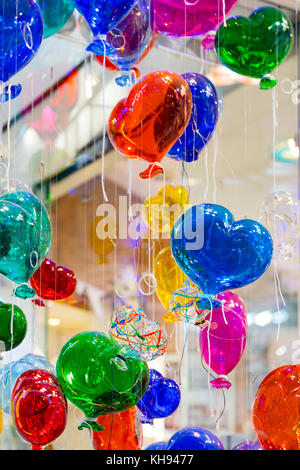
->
left=153, top=0, right=239, bottom=38
left=199, top=291, right=247, bottom=389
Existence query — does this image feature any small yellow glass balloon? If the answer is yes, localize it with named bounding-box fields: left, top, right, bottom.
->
left=154, top=246, right=185, bottom=313
left=89, top=216, right=115, bottom=264
left=143, top=185, right=189, bottom=233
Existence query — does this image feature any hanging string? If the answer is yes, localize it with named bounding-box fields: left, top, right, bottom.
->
left=222, top=0, right=227, bottom=27
left=101, top=46, right=108, bottom=202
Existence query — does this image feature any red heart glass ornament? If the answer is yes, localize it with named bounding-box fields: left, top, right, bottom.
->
left=12, top=369, right=67, bottom=450
left=108, top=71, right=193, bottom=177
left=30, top=258, right=77, bottom=301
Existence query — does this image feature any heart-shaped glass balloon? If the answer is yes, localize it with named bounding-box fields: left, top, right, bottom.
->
left=171, top=204, right=273, bottom=295
left=56, top=331, right=149, bottom=429
left=30, top=258, right=76, bottom=301
left=215, top=7, right=294, bottom=88
left=0, top=191, right=52, bottom=285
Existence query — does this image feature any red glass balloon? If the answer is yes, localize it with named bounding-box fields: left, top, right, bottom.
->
left=92, top=407, right=142, bottom=450
left=30, top=258, right=77, bottom=301
left=108, top=71, right=193, bottom=178
left=253, top=365, right=300, bottom=450
left=12, top=369, right=67, bottom=450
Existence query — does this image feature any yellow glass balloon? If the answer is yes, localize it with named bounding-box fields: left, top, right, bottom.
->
left=89, top=216, right=115, bottom=264
left=154, top=246, right=185, bottom=312
left=143, top=185, right=189, bottom=233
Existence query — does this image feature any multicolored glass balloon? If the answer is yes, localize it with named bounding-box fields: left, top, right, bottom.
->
left=0, top=304, right=27, bottom=352
left=215, top=7, right=294, bottom=90
left=0, top=1, right=43, bottom=101
left=0, top=191, right=52, bottom=286
left=92, top=406, right=142, bottom=450
left=30, top=258, right=77, bottom=301
left=171, top=204, right=273, bottom=295
left=0, top=354, right=55, bottom=413
left=37, top=0, right=74, bottom=38
left=56, top=331, right=149, bottom=430
left=107, top=0, right=153, bottom=86
left=110, top=305, right=168, bottom=361
left=199, top=292, right=247, bottom=389
left=143, top=185, right=189, bottom=234
left=153, top=0, right=238, bottom=38
left=108, top=71, right=193, bottom=179
left=12, top=369, right=67, bottom=450
left=137, top=369, right=180, bottom=424
left=169, top=73, right=219, bottom=162
left=73, top=0, right=135, bottom=55
left=260, top=191, right=300, bottom=261
left=253, top=365, right=300, bottom=450
left=166, top=427, right=224, bottom=450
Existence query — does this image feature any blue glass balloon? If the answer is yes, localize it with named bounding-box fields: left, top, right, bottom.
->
left=171, top=204, right=273, bottom=295
left=232, top=439, right=263, bottom=450
left=137, top=369, right=181, bottom=424
left=145, top=442, right=168, bottom=450
left=167, top=427, right=224, bottom=451
left=168, top=73, right=219, bottom=162
left=73, top=0, right=135, bottom=55
left=107, top=0, right=153, bottom=86
left=0, top=353, right=55, bottom=413
left=0, top=1, right=43, bottom=100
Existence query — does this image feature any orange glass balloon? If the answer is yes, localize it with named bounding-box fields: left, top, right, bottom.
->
left=253, top=365, right=300, bottom=450
left=108, top=71, right=193, bottom=178
left=143, top=184, right=189, bottom=233
left=154, top=247, right=185, bottom=311
left=89, top=216, right=115, bottom=264
left=92, top=407, right=142, bottom=450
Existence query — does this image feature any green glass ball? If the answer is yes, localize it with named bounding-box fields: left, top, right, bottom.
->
left=215, top=6, right=294, bottom=81
left=37, top=0, right=74, bottom=39
left=56, top=331, right=149, bottom=421
left=0, top=303, right=27, bottom=351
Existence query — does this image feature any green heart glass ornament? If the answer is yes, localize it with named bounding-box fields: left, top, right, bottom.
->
left=0, top=303, right=27, bottom=351
left=56, top=331, right=149, bottom=431
left=215, top=6, right=294, bottom=89
left=0, top=191, right=52, bottom=287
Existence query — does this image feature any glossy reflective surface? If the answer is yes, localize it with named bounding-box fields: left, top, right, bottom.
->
left=30, top=258, right=77, bottom=300
left=169, top=73, right=219, bottom=162
left=166, top=426, right=224, bottom=450
left=171, top=204, right=273, bottom=295
left=232, top=440, right=263, bottom=450
left=37, top=0, right=74, bottom=38
left=154, top=247, right=185, bottom=311
left=0, top=304, right=27, bottom=351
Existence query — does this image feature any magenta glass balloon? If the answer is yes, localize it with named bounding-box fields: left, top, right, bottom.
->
left=199, top=292, right=247, bottom=389
left=153, top=0, right=239, bottom=37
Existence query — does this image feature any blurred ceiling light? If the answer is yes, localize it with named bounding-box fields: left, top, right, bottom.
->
left=207, top=65, right=259, bottom=87
left=255, top=310, right=272, bottom=327
left=274, top=138, right=299, bottom=164
left=48, top=318, right=61, bottom=327
left=276, top=345, right=287, bottom=356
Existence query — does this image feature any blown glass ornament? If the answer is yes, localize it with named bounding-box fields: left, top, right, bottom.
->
left=154, top=247, right=185, bottom=312
left=167, top=426, right=224, bottom=450
left=30, top=258, right=76, bottom=301
left=37, top=0, right=74, bottom=38
left=0, top=303, right=27, bottom=351
left=56, top=331, right=149, bottom=430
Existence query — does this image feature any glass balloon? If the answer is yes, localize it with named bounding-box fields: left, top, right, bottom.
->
left=169, top=73, right=219, bottom=162
left=110, top=305, right=168, bottom=361
left=56, top=331, right=149, bottom=430
left=0, top=303, right=27, bottom=352
left=166, top=426, right=224, bottom=450
left=30, top=258, right=77, bottom=301
left=171, top=204, right=273, bottom=295
left=232, top=440, right=263, bottom=450
left=89, top=216, right=115, bottom=264
left=253, top=365, right=300, bottom=450
left=0, top=354, right=55, bottom=413
left=146, top=441, right=167, bottom=450
left=154, top=247, right=185, bottom=312
left=260, top=191, right=300, bottom=261
left=37, top=0, right=74, bottom=38
left=215, top=7, right=294, bottom=89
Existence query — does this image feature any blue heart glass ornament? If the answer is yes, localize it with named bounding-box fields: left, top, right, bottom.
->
left=168, top=73, right=219, bottom=162
left=0, top=353, right=55, bottom=413
left=107, top=0, right=153, bottom=87
left=171, top=204, right=273, bottom=295
left=166, top=426, right=224, bottom=450
left=0, top=0, right=43, bottom=100
left=73, top=0, right=135, bottom=55
left=137, top=369, right=180, bottom=424
left=0, top=191, right=52, bottom=285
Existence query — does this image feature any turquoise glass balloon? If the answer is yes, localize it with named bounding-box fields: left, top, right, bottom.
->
left=215, top=7, right=294, bottom=88
left=37, top=0, right=74, bottom=38
left=0, top=191, right=52, bottom=285
left=171, top=204, right=273, bottom=295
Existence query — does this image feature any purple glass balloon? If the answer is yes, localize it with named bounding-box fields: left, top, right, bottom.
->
left=153, top=0, right=239, bottom=37
left=199, top=291, right=247, bottom=389
left=233, top=440, right=263, bottom=450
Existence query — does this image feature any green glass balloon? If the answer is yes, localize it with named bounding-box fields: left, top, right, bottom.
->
left=215, top=7, right=294, bottom=86
left=0, top=191, right=52, bottom=285
left=37, top=0, right=74, bottom=39
left=0, top=303, right=27, bottom=351
left=56, top=331, right=149, bottom=430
